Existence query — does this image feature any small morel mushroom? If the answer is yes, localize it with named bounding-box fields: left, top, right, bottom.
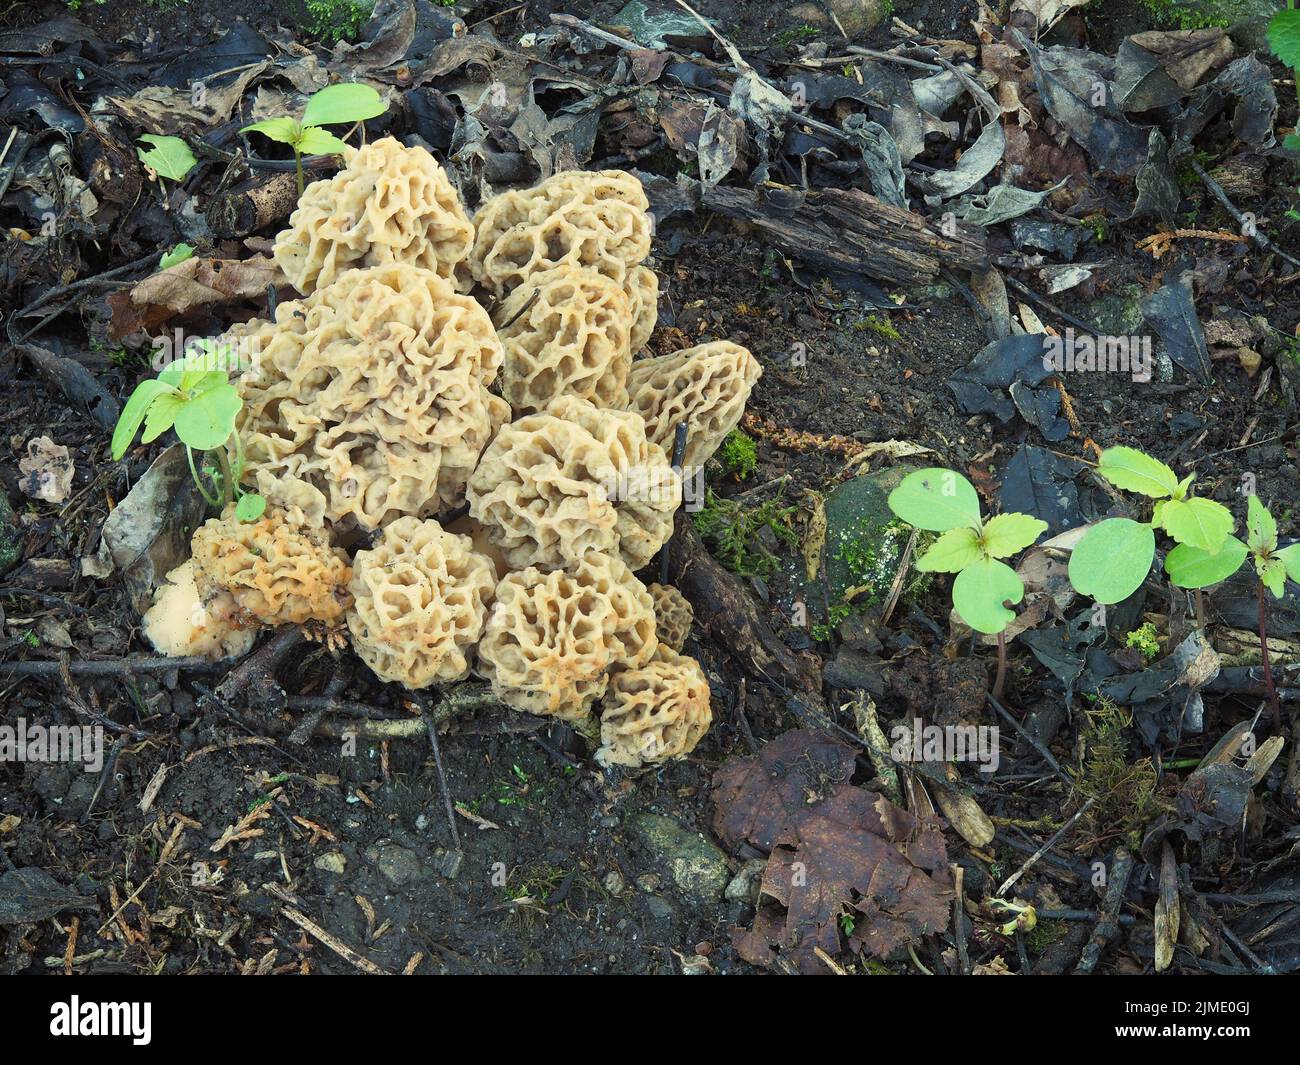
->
left=142, top=560, right=258, bottom=660
left=232, top=262, right=507, bottom=528
left=647, top=582, right=693, bottom=652
left=625, top=340, right=762, bottom=473
left=274, top=137, right=475, bottom=293
left=595, top=647, right=712, bottom=768
left=190, top=504, right=352, bottom=626
left=476, top=553, right=657, bottom=720
left=467, top=394, right=681, bottom=570
left=347, top=517, right=497, bottom=688
left=493, top=265, right=632, bottom=414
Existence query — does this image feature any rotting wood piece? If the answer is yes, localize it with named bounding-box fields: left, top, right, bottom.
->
left=698, top=183, right=988, bottom=285
left=208, top=171, right=301, bottom=240
left=667, top=513, right=821, bottom=698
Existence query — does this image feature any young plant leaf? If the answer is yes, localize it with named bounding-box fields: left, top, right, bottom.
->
left=915, top=528, right=982, bottom=573
left=1068, top=518, right=1155, bottom=604
left=158, top=243, right=194, bottom=271
left=1165, top=536, right=1247, bottom=589
left=981, top=512, right=1047, bottom=560
left=1267, top=8, right=1300, bottom=68
left=1158, top=496, right=1234, bottom=553
left=295, top=126, right=352, bottom=156
left=301, top=83, right=386, bottom=127
left=141, top=391, right=185, bottom=443
left=1258, top=556, right=1288, bottom=599
left=887, top=468, right=981, bottom=532
left=1245, top=493, right=1277, bottom=554
left=111, top=378, right=174, bottom=460
left=1095, top=446, right=1178, bottom=498
left=951, top=558, right=1023, bottom=634
left=1277, top=543, right=1300, bottom=584
left=235, top=492, right=266, bottom=523
left=241, top=117, right=302, bottom=145
left=136, top=134, right=197, bottom=182
left=171, top=383, right=241, bottom=452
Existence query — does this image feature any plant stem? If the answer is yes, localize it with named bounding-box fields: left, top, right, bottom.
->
left=214, top=447, right=235, bottom=508
left=186, top=446, right=221, bottom=508
left=294, top=148, right=304, bottom=198
left=1259, top=578, right=1282, bottom=732
left=993, top=630, right=1008, bottom=702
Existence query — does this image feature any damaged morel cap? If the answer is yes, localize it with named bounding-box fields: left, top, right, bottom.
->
left=274, top=137, right=475, bottom=293
left=466, top=394, right=681, bottom=570
left=596, top=646, right=712, bottom=768
left=493, top=265, right=632, bottom=415
left=347, top=517, right=497, bottom=689
left=233, top=262, right=508, bottom=529
left=476, top=553, right=657, bottom=720
left=142, top=560, right=258, bottom=661
left=190, top=504, right=352, bottom=627
left=647, top=582, right=693, bottom=652
left=625, top=340, right=762, bottom=473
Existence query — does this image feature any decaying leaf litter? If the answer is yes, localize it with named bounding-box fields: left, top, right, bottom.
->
left=0, top=0, right=1298, bottom=976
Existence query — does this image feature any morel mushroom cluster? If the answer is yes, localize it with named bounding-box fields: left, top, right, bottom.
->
left=143, top=137, right=767, bottom=767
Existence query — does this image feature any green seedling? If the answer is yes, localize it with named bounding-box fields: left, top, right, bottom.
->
left=1268, top=3, right=1300, bottom=152
left=242, top=83, right=386, bottom=195
left=1068, top=446, right=1234, bottom=605
left=136, top=134, right=197, bottom=183
left=158, top=244, right=195, bottom=271
left=888, top=468, right=1047, bottom=698
left=111, top=343, right=264, bottom=522
left=1166, top=494, right=1300, bottom=728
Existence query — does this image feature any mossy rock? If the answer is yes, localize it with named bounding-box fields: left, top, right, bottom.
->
left=769, top=466, right=926, bottom=633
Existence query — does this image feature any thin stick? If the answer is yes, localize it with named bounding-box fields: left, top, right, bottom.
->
left=281, top=906, right=391, bottom=975
left=424, top=714, right=462, bottom=856
left=659, top=422, right=690, bottom=584
left=996, top=797, right=1095, bottom=897
left=0, top=656, right=223, bottom=676
left=1191, top=160, right=1300, bottom=272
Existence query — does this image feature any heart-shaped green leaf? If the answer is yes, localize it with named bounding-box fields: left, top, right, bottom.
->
left=1096, top=446, right=1178, bottom=498
left=982, top=512, right=1047, bottom=560
left=1245, top=493, right=1276, bottom=554
left=136, top=134, right=197, bottom=182
left=111, top=378, right=174, bottom=460
left=1068, top=518, right=1155, bottom=604
left=1165, top=536, right=1247, bottom=589
left=952, top=558, right=1023, bottom=634
left=1159, top=496, right=1234, bottom=553
left=235, top=492, right=266, bottom=523
left=172, top=383, right=242, bottom=451
left=1277, top=543, right=1300, bottom=584
left=887, top=468, right=981, bottom=532
left=1267, top=7, right=1300, bottom=68
left=295, top=126, right=352, bottom=157
left=1259, top=556, right=1288, bottom=598
left=302, top=83, right=386, bottom=127
left=241, top=116, right=303, bottom=146
left=915, top=527, right=982, bottom=573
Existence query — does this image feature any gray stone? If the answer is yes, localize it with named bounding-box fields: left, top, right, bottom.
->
left=1087, top=284, right=1146, bottom=337
left=367, top=843, right=425, bottom=886
left=826, top=0, right=890, bottom=37
left=603, top=870, right=625, bottom=895
left=725, top=858, right=769, bottom=903
left=823, top=466, right=917, bottom=604
left=314, top=852, right=347, bottom=875
left=631, top=813, right=729, bottom=905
